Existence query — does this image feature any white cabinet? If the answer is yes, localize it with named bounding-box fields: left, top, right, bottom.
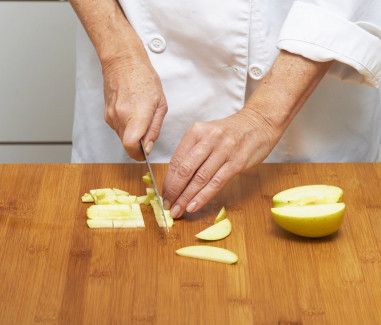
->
left=0, top=1, right=76, bottom=162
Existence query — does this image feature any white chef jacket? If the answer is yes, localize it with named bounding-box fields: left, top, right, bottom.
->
left=71, top=0, right=381, bottom=163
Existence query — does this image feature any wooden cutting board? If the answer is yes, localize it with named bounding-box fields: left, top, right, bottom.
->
left=0, top=163, right=381, bottom=324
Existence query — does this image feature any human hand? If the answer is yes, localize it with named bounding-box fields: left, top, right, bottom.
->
left=102, top=50, right=168, bottom=160
left=162, top=110, right=279, bottom=218
left=161, top=50, right=333, bottom=219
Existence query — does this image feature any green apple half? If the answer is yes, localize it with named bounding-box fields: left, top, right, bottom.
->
left=195, top=218, right=232, bottom=241
left=273, top=185, right=343, bottom=207
left=271, top=203, right=345, bottom=238
left=176, top=245, right=238, bottom=264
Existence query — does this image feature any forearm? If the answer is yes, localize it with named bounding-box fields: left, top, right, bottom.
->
left=242, top=50, right=333, bottom=140
left=69, top=0, right=145, bottom=67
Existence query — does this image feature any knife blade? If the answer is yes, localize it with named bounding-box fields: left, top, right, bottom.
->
left=140, top=140, right=169, bottom=232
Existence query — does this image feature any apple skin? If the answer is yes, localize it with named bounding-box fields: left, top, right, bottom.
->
left=271, top=203, right=345, bottom=238
left=273, top=185, right=343, bottom=208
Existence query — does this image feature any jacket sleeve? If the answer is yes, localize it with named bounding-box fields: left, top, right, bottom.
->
left=277, top=1, right=381, bottom=88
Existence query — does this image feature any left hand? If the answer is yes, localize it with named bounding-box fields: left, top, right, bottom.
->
left=162, top=50, right=333, bottom=219
left=162, top=110, right=279, bottom=219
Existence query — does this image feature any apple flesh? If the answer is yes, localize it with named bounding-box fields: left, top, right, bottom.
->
left=214, top=206, right=226, bottom=224
left=273, top=185, right=343, bottom=208
left=87, top=219, right=145, bottom=228
left=176, top=245, right=238, bottom=264
left=86, top=202, right=145, bottom=228
left=89, top=188, right=135, bottom=205
left=81, top=193, right=94, bottom=203
left=271, top=203, right=345, bottom=237
left=195, top=219, right=232, bottom=241
left=150, top=199, right=174, bottom=227
left=142, top=172, right=153, bottom=185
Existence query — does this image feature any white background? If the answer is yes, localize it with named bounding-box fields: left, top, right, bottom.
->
left=0, top=1, right=76, bottom=163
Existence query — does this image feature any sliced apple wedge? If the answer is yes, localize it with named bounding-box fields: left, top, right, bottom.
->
left=176, top=245, right=238, bottom=264
left=112, top=188, right=129, bottom=196
left=90, top=188, right=117, bottom=204
left=138, top=195, right=150, bottom=205
left=81, top=193, right=94, bottom=203
left=271, top=203, right=345, bottom=238
left=87, top=219, right=145, bottom=228
left=150, top=200, right=174, bottom=227
left=112, top=219, right=145, bottom=228
left=84, top=188, right=145, bottom=228
left=87, top=220, right=113, bottom=228
left=86, top=203, right=145, bottom=227
left=87, top=204, right=132, bottom=220
left=273, top=185, right=343, bottom=207
left=214, top=206, right=226, bottom=224
left=195, top=219, right=232, bottom=241
left=142, top=172, right=153, bottom=185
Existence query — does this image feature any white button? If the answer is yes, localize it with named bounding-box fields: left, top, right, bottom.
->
left=148, top=35, right=166, bottom=53
left=248, top=64, right=266, bottom=80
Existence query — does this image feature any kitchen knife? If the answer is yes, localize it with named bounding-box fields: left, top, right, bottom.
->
left=140, top=139, right=169, bottom=232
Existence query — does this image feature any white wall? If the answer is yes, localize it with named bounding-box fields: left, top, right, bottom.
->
left=0, top=1, right=76, bottom=163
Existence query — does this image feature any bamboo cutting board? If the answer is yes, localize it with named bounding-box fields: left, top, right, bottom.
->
left=0, top=163, right=381, bottom=324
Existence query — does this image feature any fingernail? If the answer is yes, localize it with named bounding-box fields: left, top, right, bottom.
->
left=186, top=201, right=197, bottom=213
left=170, top=204, right=181, bottom=219
left=145, top=141, right=153, bottom=155
left=163, top=199, right=171, bottom=210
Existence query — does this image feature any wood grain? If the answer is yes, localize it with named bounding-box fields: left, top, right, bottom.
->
left=1, top=163, right=381, bottom=324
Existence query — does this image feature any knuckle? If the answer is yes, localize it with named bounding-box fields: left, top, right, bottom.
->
left=158, top=102, right=168, bottom=115
left=196, top=191, right=209, bottom=205
left=177, top=164, right=193, bottom=179
left=178, top=192, right=192, bottom=204
left=163, top=187, right=180, bottom=201
left=148, top=124, right=161, bottom=139
left=209, top=176, right=224, bottom=190
left=168, top=157, right=180, bottom=173
left=114, top=101, right=130, bottom=119
left=223, top=136, right=239, bottom=150
left=104, top=114, right=112, bottom=128
left=234, top=157, right=246, bottom=171
left=193, top=170, right=210, bottom=186
left=190, top=121, right=204, bottom=134
left=210, top=127, right=223, bottom=139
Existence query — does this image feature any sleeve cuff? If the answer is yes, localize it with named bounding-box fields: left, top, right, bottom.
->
left=277, top=1, right=381, bottom=88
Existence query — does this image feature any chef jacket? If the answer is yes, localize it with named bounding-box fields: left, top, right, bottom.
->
left=71, top=0, right=381, bottom=163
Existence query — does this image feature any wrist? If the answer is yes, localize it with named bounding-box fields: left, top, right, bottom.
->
left=243, top=50, right=332, bottom=132
left=70, top=0, right=147, bottom=70
left=100, top=37, right=148, bottom=74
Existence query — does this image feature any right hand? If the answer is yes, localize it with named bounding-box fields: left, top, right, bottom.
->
left=102, top=49, right=168, bottom=161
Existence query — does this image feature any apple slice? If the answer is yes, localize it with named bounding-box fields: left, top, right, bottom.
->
left=112, top=219, right=145, bottom=228
left=113, top=188, right=129, bottom=196
left=150, top=200, right=174, bottom=227
left=90, top=188, right=117, bottom=204
left=87, top=219, right=145, bottom=228
left=214, top=206, right=226, bottom=224
left=87, top=220, right=113, bottom=228
left=195, top=219, right=232, bottom=241
left=81, top=193, right=94, bottom=203
left=142, top=172, right=153, bottom=185
left=86, top=203, right=145, bottom=227
left=271, top=203, right=345, bottom=238
left=273, top=185, right=343, bottom=207
left=176, top=245, right=238, bottom=264
left=87, top=204, right=132, bottom=220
